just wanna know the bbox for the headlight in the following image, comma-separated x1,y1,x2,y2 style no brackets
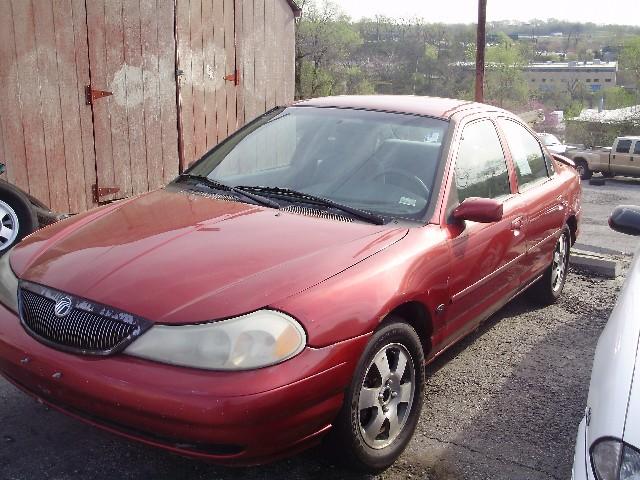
591,438,640,480
124,310,306,370
0,251,19,313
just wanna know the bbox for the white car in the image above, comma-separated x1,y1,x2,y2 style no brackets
572,205,640,480
538,133,568,155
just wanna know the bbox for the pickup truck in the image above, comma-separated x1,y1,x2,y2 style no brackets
566,136,640,180
564,136,640,180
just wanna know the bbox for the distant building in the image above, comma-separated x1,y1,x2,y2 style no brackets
523,61,617,93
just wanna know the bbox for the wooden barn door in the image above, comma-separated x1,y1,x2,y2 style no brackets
85,0,179,202
175,0,239,170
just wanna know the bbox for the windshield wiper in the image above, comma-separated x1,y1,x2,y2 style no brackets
235,186,386,225
179,174,280,209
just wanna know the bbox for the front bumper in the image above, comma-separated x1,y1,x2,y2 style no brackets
0,303,370,465
572,415,593,480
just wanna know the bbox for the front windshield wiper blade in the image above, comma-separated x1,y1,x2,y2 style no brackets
236,186,386,225
179,174,280,209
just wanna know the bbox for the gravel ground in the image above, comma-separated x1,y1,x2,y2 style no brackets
0,265,626,480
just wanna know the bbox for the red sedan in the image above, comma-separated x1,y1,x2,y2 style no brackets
0,96,580,471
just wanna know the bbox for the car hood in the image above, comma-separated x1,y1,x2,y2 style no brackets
586,250,640,446
10,187,408,324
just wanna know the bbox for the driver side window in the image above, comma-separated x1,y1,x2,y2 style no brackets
455,119,511,203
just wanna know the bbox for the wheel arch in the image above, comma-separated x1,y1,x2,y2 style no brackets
380,301,433,357
566,215,578,246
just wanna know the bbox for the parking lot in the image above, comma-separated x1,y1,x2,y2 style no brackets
1,178,638,480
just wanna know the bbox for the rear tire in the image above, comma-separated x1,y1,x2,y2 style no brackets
328,320,425,473
526,225,570,305
0,181,38,253
574,159,591,180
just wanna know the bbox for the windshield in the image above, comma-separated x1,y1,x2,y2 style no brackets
185,107,449,220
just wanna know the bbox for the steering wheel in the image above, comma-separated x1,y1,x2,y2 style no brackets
371,169,430,198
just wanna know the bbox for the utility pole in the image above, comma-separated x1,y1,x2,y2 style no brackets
475,0,487,102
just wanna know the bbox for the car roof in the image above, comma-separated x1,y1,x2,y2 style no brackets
293,95,511,120
619,136,640,140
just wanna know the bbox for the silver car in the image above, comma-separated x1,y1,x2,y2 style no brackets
572,205,640,480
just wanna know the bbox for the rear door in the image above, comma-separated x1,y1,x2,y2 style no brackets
497,118,566,280
444,118,528,342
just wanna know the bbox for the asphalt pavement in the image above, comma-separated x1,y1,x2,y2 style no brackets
1,175,637,480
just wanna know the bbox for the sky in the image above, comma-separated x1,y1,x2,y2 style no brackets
333,0,640,26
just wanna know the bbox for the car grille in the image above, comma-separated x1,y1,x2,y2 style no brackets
18,281,150,356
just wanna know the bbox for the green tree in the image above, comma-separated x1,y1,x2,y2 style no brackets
620,36,640,89
484,34,529,109
295,0,363,98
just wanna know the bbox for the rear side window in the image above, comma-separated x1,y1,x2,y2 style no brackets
616,140,632,153
454,119,511,202
634,142,640,155
499,119,549,190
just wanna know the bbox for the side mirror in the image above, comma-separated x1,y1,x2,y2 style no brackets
452,197,503,224
609,205,640,236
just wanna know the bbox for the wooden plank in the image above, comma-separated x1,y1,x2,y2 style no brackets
0,113,5,173
104,0,132,198
223,0,237,135
284,1,295,103
212,0,227,142
253,0,266,116
71,0,97,209
123,0,148,195
33,0,70,213
175,0,194,169
52,0,88,213
0,0,29,192
274,0,285,107
264,0,276,111
140,0,164,190
234,0,244,127
11,0,51,205
240,0,255,123
157,0,179,180
190,0,207,160
201,0,217,151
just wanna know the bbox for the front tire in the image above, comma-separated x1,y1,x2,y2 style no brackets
574,159,592,180
527,225,570,305
328,320,425,473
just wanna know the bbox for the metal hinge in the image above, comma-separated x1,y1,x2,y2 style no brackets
93,185,120,203
224,69,240,86
85,85,113,105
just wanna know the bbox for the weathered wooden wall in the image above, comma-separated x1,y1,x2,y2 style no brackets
0,0,296,212
0,0,97,213
177,0,296,169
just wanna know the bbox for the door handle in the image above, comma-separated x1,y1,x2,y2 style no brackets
511,217,524,230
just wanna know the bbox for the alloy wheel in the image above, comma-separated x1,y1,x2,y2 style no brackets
0,200,19,251
357,343,415,449
551,231,568,292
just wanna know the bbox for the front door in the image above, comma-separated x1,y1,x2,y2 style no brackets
611,139,635,176
85,0,179,203
175,0,239,170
